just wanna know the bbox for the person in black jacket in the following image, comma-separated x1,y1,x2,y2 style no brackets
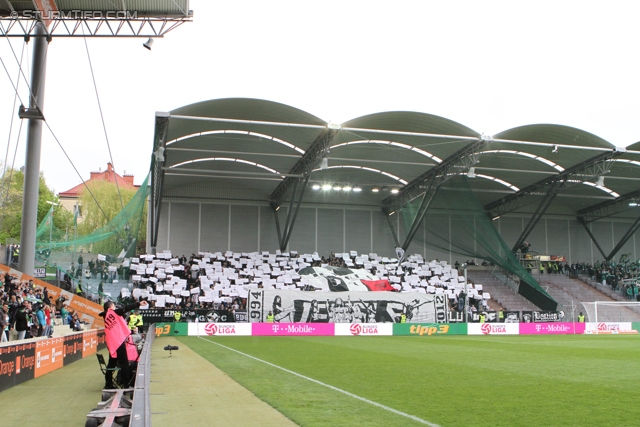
10,300,31,340
99,300,147,388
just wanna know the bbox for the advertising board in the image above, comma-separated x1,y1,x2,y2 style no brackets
584,322,637,334
468,323,519,335
189,323,252,336
393,323,467,336
519,322,585,335
334,323,393,336
252,322,335,336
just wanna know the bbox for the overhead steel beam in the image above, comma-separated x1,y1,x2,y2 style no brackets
576,188,640,223
485,149,624,219
162,167,302,178
0,15,191,38
149,112,170,253
269,128,338,208
381,138,487,215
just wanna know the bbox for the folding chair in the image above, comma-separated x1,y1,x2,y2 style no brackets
97,353,123,389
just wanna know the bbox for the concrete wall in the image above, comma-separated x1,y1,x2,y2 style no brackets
151,200,639,264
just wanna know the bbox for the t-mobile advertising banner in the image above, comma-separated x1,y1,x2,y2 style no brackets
334,323,393,336
189,323,252,336
468,323,520,335
519,322,585,335
248,290,446,324
252,323,335,336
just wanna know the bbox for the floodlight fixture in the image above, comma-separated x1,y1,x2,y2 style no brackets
312,184,321,190
332,185,342,191
371,188,379,193
342,186,352,192
391,188,399,194
322,184,332,191
353,187,362,192
629,201,639,207
143,38,154,50
467,167,476,178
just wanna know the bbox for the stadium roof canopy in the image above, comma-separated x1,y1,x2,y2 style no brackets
149,98,640,251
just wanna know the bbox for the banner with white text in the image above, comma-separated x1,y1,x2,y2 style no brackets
248,289,447,323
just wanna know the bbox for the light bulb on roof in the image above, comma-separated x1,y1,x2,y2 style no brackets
629,201,639,207
333,186,341,191
372,188,379,193
342,186,352,192
353,187,362,192
391,188,399,194
312,184,321,190
322,184,332,191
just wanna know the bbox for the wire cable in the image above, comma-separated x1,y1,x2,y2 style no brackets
1,33,123,239
82,33,124,210
1,39,25,194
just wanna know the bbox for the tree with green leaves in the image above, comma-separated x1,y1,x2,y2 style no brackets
78,179,147,256
0,167,72,244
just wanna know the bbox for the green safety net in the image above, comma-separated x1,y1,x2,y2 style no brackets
35,174,149,263
401,175,558,311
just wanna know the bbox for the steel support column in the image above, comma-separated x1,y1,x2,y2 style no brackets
577,217,608,261
384,212,400,248
606,215,640,261
401,185,438,252
270,128,337,209
511,183,560,252
149,112,170,253
19,23,48,275
272,175,310,252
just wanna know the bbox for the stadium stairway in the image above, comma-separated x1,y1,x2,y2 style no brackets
539,274,615,309
540,274,640,322
467,269,538,312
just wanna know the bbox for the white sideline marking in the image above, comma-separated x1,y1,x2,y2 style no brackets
199,337,440,427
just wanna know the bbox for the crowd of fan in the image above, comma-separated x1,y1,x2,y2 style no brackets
1,249,497,341
115,250,491,316
571,257,640,300
0,273,85,342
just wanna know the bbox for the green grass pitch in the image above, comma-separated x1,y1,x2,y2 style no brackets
178,335,640,427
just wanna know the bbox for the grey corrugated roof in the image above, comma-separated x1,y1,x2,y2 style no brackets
154,98,640,220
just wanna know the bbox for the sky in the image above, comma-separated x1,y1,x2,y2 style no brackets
1,0,639,194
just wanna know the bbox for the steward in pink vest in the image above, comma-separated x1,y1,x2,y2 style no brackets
99,300,147,389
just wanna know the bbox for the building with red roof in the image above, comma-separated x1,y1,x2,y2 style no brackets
58,163,138,220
